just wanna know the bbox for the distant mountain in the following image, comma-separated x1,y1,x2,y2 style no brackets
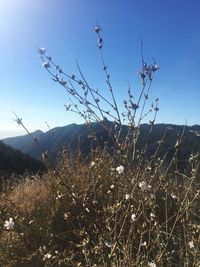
2,123,200,166
0,141,45,174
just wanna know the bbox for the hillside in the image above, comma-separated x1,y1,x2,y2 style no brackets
0,141,44,174
2,123,200,165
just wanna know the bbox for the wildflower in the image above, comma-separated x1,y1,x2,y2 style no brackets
148,263,156,267
43,253,52,260
125,193,130,200
151,63,159,72
188,240,194,249
171,193,177,199
116,165,124,174
91,161,95,167
42,61,50,68
94,26,101,33
110,184,114,189
85,208,90,213
131,214,136,222
150,213,155,219
139,181,151,192
141,241,147,247
38,47,46,54
4,218,14,230
56,191,64,200
63,213,69,222
104,241,111,248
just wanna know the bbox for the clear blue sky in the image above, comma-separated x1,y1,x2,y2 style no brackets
0,0,200,139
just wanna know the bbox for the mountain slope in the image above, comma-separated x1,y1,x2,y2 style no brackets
2,123,200,164
0,141,44,174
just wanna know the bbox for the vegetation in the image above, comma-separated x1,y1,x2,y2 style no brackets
0,26,199,266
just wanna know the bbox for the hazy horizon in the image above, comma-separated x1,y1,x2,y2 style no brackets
1,121,200,140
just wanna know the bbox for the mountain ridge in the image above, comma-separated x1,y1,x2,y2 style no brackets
2,123,200,163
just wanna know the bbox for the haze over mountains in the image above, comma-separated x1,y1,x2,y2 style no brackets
2,123,200,166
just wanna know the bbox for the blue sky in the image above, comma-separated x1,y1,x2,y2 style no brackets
0,0,200,138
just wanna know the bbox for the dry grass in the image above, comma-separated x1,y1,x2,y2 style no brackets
8,177,54,214
0,151,199,266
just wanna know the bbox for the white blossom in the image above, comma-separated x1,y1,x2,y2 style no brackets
4,218,14,230
42,61,50,68
116,165,124,174
131,214,136,222
141,241,147,247
188,240,194,249
148,262,156,267
104,241,111,248
125,193,130,200
139,181,151,192
38,47,46,54
94,26,101,33
90,161,95,167
171,193,177,199
43,253,52,260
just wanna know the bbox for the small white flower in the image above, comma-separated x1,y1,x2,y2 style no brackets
64,213,69,220
116,165,124,174
104,241,111,248
188,240,194,249
91,161,95,167
56,191,64,200
94,26,101,33
171,193,177,199
85,208,90,213
38,47,46,54
139,181,151,192
125,193,130,200
42,61,50,68
43,253,52,260
148,262,156,267
110,184,114,189
4,218,14,230
141,241,147,247
131,214,136,222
